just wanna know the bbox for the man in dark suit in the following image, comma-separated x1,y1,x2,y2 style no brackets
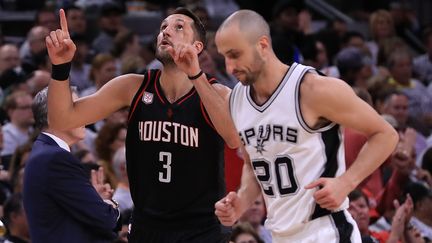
23,87,120,243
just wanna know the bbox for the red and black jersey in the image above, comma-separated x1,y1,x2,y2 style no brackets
126,69,225,230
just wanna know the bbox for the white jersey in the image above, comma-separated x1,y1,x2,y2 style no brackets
229,63,349,235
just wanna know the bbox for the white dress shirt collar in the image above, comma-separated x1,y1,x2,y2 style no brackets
42,132,71,152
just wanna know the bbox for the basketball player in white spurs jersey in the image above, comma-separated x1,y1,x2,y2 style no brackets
214,10,398,243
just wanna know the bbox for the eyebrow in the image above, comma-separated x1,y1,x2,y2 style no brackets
162,18,186,23
225,49,237,55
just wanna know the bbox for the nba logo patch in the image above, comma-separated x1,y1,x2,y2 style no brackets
142,92,154,104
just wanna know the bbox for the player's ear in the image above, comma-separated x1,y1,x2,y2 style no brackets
257,35,270,51
257,35,270,58
193,40,204,54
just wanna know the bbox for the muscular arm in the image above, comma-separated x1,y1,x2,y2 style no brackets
191,76,241,148
302,74,398,196
48,74,142,131
46,9,142,131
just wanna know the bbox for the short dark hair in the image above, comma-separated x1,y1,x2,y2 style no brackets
64,4,83,16
348,189,369,206
230,222,264,243
171,7,207,49
342,31,365,45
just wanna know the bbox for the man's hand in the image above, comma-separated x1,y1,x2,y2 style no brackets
46,9,76,65
91,167,113,200
215,192,242,226
166,43,201,77
305,177,352,210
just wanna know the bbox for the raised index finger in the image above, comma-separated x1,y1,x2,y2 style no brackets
59,9,70,38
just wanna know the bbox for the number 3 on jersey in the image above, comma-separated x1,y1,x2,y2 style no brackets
252,156,298,196
159,152,172,183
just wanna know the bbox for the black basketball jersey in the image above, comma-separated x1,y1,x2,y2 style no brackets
126,69,225,230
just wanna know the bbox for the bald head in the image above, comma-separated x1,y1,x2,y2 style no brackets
0,44,20,73
218,10,270,44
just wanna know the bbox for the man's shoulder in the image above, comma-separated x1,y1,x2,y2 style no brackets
29,137,73,163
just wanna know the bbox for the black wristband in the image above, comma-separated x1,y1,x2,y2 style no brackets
188,70,204,80
51,62,72,81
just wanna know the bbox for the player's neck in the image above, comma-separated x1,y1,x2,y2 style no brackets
252,60,289,104
159,67,193,103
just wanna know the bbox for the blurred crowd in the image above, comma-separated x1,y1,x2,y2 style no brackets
0,0,431,242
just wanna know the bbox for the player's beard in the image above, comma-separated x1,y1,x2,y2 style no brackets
155,48,175,65
240,50,265,86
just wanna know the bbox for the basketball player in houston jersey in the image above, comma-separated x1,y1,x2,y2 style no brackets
46,7,241,243
214,10,399,243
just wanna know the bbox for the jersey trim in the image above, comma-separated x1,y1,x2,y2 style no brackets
331,211,354,243
310,125,341,220
200,101,216,130
229,83,240,118
152,70,165,104
246,63,296,113
127,70,151,123
294,68,336,133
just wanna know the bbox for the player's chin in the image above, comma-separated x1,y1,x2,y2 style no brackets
237,77,251,86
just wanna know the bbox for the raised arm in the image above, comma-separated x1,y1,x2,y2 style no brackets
46,9,140,130
303,74,398,210
166,43,241,148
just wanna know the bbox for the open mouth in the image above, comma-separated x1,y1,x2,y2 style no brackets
160,39,172,47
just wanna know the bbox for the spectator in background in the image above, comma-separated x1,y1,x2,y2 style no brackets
406,182,432,241
95,122,127,189
367,10,397,65
18,7,57,66
381,91,428,161
0,44,21,77
20,26,50,74
2,193,30,243
413,27,432,86
239,196,272,243
8,142,33,194
0,44,25,99
230,222,264,243
300,36,329,70
92,2,127,55
25,70,50,96
69,34,92,92
316,18,348,64
348,189,414,243
80,53,117,97
1,91,34,167
111,30,143,75
387,50,432,133
270,0,305,64
335,47,370,89
112,146,132,213
64,5,89,42
204,31,237,88
34,7,59,32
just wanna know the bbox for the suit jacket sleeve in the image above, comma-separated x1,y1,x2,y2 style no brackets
47,150,119,236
